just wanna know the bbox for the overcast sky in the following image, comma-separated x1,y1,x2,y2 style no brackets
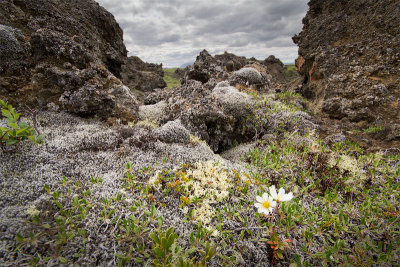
96,0,309,67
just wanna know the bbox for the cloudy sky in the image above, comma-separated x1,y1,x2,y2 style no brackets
96,0,309,67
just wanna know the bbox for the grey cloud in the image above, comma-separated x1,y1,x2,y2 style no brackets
95,0,309,67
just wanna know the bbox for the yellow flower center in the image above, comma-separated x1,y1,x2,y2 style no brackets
262,201,271,209
277,195,281,202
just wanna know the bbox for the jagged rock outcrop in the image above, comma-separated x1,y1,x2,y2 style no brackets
183,50,226,84
145,79,241,152
293,0,400,143
262,55,286,83
0,0,138,122
144,51,316,152
214,51,248,72
182,50,286,88
121,56,166,92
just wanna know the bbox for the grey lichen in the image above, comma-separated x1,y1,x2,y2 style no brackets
154,120,190,144
230,67,263,85
0,24,26,68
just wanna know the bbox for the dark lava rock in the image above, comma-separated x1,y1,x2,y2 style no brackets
182,50,286,87
214,51,248,72
121,56,166,92
262,55,286,83
183,49,224,84
0,0,138,122
293,0,400,130
145,79,253,152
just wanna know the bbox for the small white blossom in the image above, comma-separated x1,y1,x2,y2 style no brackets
254,193,277,215
269,185,293,202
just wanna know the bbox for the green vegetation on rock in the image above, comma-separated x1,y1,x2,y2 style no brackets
0,99,44,152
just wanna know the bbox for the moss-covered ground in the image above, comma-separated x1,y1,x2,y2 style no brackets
12,91,400,266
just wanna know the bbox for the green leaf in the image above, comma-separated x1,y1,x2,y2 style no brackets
44,184,50,193
15,233,24,243
2,109,13,120
166,235,175,250
28,136,37,143
6,139,19,145
9,122,19,130
161,237,169,249
19,121,28,128
42,223,51,229
157,216,163,228
166,227,174,238
16,128,28,135
36,134,45,144
153,247,164,258
277,250,284,259
13,112,20,121
150,232,160,245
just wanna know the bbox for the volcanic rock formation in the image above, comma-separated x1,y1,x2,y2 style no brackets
121,56,166,93
0,0,163,122
293,0,400,144
143,51,316,152
182,50,286,87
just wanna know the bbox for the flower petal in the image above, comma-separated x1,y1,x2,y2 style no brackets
262,192,270,201
269,185,277,199
254,203,262,208
258,207,270,215
278,187,285,196
285,192,294,201
256,195,263,203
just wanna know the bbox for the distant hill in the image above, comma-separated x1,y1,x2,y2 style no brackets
180,62,193,68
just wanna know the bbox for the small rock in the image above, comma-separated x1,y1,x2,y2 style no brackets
155,120,190,144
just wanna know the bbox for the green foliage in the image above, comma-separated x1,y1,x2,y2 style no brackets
266,229,292,262
0,99,44,151
284,64,299,82
150,227,178,266
163,68,181,88
363,125,385,133
9,96,400,267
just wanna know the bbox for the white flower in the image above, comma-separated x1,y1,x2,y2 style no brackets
269,185,294,202
254,193,277,215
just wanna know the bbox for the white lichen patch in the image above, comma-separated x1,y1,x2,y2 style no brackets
194,201,214,225
135,119,159,129
26,206,40,217
148,161,234,227
329,153,362,177
189,134,207,145
184,161,234,226
328,153,367,186
185,161,231,201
